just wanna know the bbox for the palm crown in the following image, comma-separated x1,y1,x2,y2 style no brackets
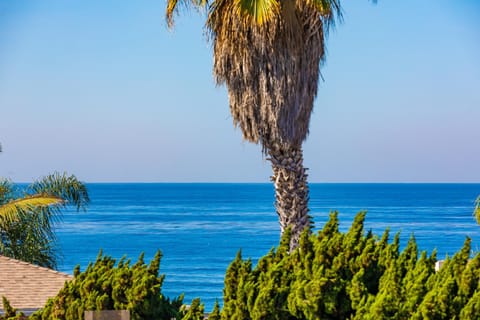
168,0,341,150
166,0,372,249
0,172,89,268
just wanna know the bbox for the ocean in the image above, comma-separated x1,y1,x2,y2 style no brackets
55,183,480,310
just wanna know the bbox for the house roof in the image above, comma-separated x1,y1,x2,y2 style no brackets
0,255,72,311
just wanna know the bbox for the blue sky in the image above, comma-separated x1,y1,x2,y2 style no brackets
0,0,479,183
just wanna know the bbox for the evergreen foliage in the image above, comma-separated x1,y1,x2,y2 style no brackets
181,298,205,320
208,300,221,320
3,212,479,319
30,251,183,320
0,297,27,320
216,212,480,319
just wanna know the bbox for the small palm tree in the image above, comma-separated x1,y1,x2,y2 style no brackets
0,172,89,268
166,0,363,249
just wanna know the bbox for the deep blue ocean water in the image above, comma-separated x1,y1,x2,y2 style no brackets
55,183,480,310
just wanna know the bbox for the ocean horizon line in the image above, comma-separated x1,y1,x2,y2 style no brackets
13,181,480,185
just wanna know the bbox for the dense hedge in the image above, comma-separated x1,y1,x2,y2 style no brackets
216,212,480,320
30,251,183,320
5,212,479,319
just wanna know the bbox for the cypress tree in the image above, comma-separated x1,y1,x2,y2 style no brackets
216,212,480,320
1,297,18,319
181,298,204,320
208,300,221,320
397,235,418,280
460,289,480,319
367,249,402,319
348,268,369,312
415,239,472,320
458,253,480,302
221,250,242,319
221,251,252,320
400,251,434,318
31,251,183,320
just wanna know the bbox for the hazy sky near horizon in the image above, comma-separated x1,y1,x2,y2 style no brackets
1,0,479,183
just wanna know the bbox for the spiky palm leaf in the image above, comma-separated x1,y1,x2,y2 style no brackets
0,173,89,268
0,195,64,226
30,172,90,211
233,0,280,25
167,0,209,27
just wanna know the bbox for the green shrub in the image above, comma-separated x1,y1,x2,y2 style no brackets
180,298,205,320
0,297,27,320
22,212,480,319
31,251,183,320
217,212,480,320
208,300,221,320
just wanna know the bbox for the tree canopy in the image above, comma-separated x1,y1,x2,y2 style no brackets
31,251,183,320
216,212,480,319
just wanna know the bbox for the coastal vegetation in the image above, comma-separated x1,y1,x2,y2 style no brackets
1,4,477,319
31,251,183,320
0,297,28,320
165,0,364,250
217,212,480,319
4,213,475,320
0,173,89,268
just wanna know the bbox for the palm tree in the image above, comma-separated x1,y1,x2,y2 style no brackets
0,172,89,268
167,0,356,249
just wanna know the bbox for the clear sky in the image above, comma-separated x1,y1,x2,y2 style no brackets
0,0,479,183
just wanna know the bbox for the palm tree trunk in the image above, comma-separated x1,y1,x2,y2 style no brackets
268,144,311,251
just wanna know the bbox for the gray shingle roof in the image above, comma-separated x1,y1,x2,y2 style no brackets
0,255,72,311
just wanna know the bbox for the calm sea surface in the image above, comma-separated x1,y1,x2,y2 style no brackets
55,183,480,310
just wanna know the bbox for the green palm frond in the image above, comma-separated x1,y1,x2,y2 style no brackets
0,204,59,268
166,0,209,28
166,0,180,27
474,196,480,225
305,0,343,27
234,0,279,25
0,195,64,225
0,172,89,268
0,179,14,205
30,172,90,211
